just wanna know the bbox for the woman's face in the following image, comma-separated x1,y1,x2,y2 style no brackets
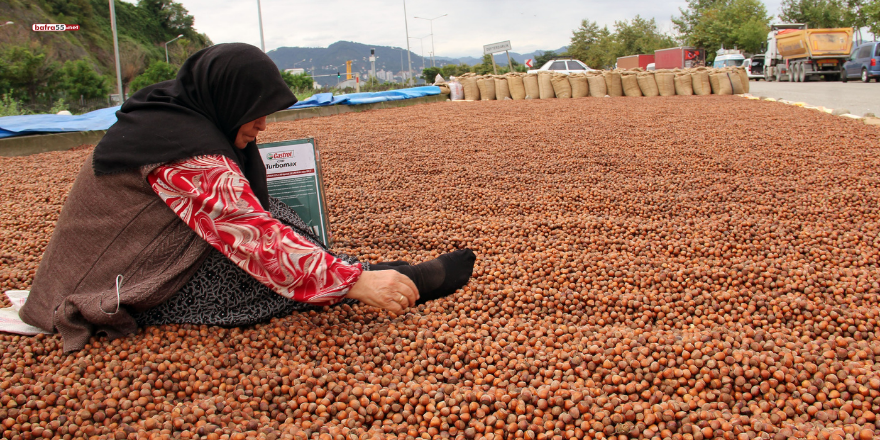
234,116,268,149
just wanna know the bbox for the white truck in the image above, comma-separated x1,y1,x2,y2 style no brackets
764,24,854,82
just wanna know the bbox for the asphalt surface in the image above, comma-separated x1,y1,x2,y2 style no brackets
747,79,880,117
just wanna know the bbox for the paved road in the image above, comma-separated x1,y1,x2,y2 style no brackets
747,80,880,117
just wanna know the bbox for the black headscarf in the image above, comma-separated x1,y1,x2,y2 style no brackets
92,43,298,208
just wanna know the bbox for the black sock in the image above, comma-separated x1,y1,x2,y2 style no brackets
389,249,476,305
375,260,411,267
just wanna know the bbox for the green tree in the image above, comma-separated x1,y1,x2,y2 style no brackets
865,0,880,35
137,0,196,36
280,71,313,91
129,61,178,92
780,0,849,27
673,0,771,61
59,60,109,99
614,15,677,56
472,54,497,74
533,51,558,67
421,66,441,82
439,63,472,78
568,20,609,69
0,46,60,101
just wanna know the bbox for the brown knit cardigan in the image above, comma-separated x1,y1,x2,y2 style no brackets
20,153,212,352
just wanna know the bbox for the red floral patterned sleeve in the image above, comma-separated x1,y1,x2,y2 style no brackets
147,154,362,305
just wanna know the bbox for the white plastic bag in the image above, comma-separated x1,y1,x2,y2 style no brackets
448,78,464,101
1,290,51,335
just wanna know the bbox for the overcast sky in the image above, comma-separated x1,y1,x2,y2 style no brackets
162,0,786,58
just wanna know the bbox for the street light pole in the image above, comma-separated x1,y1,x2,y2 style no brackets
403,0,413,85
108,0,124,103
165,34,184,64
414,14,446,68
256,0,265,52
409,35,430,76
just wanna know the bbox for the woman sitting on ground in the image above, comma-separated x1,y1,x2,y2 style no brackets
20,43,476,352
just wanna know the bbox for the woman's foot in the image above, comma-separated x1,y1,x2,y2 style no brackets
389,249,476,305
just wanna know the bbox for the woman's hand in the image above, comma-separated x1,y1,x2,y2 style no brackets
345,270,419,315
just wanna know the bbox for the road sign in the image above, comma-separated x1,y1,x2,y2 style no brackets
525,59,533,68
483,40,512,55
483,40,514,75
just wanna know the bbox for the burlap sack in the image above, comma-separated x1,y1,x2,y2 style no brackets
460,75,480,100
523,74,539,99
477,76,496,100
736,67,749,93
709,72,732,95
538,72,555,99
494,76,511,100
604,71,623,97
568,73,588,98
691,71,711,96
673,74,693,95
438,84,451,95
636,73,659,97
550,73,572,98
507,73,526,100
654,72,675,96
727,71,744,94
621,73,642,97
587,74,607,97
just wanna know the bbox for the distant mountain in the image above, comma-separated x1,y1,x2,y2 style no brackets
268,41,436,87
267,41,568,87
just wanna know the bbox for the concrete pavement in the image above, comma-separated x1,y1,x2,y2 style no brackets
747,80,880,118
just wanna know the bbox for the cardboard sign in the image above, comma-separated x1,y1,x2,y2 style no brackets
258,138,332,246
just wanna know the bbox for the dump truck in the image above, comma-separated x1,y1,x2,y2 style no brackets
616,54,654,70
654,47,705,69
764,24,854,82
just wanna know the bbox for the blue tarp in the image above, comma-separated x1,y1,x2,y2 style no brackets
0,106,121,139
0,86,441,139
290,86,441,108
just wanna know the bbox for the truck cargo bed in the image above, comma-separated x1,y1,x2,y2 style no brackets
776,28,853,59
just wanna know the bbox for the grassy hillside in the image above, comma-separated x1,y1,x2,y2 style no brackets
0,0,210,104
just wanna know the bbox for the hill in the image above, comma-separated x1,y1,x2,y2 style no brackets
0,0,211,102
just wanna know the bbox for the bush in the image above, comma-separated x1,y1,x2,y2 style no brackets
0,93,28,117
129,61,179,93
59,60,109,100
280,71,314,92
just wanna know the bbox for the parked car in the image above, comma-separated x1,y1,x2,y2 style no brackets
842,41,880,82
744,56,765,80
527,59,592,74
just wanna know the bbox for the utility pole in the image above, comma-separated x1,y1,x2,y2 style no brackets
403,0,413,85
370,49,377,86
108,0,124,102
256,0,265,52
